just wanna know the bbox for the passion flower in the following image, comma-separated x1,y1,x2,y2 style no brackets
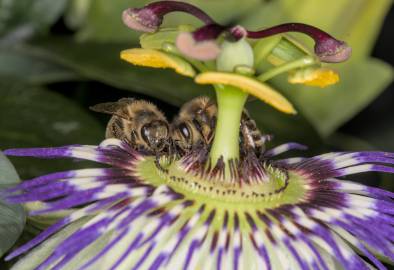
3,139,394,269
2,1,393,270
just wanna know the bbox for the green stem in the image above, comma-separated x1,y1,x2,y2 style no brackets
209,85,248,165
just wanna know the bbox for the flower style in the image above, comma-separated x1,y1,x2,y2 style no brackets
2,1,393,270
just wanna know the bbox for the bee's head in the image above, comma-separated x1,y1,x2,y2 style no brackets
141,120,170,152
172,121,194,153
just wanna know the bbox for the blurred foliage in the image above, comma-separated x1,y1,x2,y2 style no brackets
0,45,79,83
0,152,25,258
28,39,209,104
0,0,67,42
242,0,393,136
0,0,392,267
0,82,102,177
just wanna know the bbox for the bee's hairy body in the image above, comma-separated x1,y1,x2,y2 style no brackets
91,98,170,154
171,96,217,154
240,109,268,155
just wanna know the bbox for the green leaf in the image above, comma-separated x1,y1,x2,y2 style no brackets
28,38,209,105
0,0,68,40
65,0,92,30
9,218,92,270
0,82,103,179
0,152,20,185
75,0,262,42
272,58,393,136
0,152,26,257
0,45,80,84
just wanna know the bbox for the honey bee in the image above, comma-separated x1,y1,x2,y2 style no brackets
240,109,272,156
171,96,217,154
90,98,171,155
171,96,271,157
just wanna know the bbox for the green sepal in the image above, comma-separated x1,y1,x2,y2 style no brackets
269,35,312,64
253,35,282,67
254,35,312,69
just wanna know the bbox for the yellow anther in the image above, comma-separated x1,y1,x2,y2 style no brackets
121,48,196,77
195,72,296,114
288,68,339,88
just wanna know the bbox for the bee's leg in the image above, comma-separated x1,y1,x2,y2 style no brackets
172,140,181,161
171,140,177,160
261,134,274,143
166,141,172,160
166,140,176,163
172,139,185,158
255,134,274,160
154,152,168,173
193,140,209,164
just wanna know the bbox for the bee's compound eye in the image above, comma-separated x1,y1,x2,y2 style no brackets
141,124,152,145
141,120,169,148
179,123,191,141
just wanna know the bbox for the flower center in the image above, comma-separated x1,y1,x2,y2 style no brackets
135,156,308,206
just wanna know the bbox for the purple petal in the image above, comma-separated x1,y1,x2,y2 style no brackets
264,143,308,157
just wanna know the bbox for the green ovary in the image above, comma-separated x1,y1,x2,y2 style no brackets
134,157,309,209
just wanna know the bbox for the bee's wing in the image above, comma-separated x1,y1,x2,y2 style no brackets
117,98,135,104
89,102,122,115
89,98,135,120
